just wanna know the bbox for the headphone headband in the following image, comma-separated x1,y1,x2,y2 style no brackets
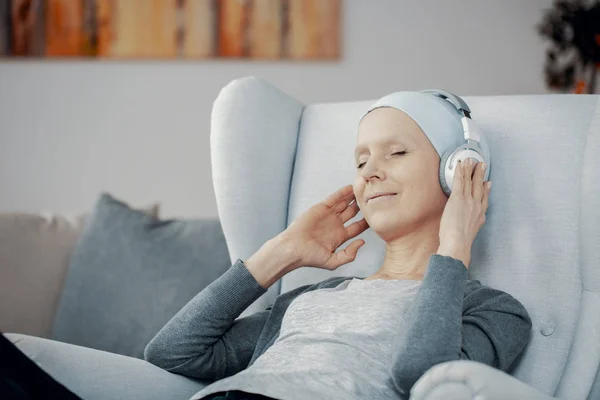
420,89,472,118
420,89,480,142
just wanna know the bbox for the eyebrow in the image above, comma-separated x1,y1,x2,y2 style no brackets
354,138,407,158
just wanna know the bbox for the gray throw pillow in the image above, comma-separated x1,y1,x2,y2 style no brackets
51,193,231,359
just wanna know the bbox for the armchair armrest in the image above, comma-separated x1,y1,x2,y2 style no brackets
410,360,555,400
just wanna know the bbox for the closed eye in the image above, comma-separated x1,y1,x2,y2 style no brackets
357,151,406,169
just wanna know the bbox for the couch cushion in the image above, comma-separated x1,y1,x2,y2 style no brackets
0,213,83,338
0,202,159,339
51,193,231,359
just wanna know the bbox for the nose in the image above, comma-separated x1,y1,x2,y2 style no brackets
360,159,385,181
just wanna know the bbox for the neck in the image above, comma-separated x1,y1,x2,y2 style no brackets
370,220,441,281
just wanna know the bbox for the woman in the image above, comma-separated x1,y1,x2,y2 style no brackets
143,91,532,400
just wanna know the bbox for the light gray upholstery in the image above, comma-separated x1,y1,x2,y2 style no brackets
5,333,210,400
211,77,600,399
409,360,554,400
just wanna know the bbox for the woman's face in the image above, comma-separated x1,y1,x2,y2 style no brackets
353,107,448,241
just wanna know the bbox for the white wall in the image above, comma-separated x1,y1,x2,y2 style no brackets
0,0,552,218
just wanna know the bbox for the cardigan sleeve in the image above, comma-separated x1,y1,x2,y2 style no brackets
391,254,532,398
144,259,271,380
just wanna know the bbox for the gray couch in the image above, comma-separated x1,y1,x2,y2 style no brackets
4,77,600,400
0,204,158,344
1,207,229,399
0,206,235,355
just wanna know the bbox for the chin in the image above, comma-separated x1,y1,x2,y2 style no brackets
366,216,403,239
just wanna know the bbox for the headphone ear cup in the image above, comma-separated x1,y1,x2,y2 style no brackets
439,150,454,197
440,144,489,197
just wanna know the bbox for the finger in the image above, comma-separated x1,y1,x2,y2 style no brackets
332,193,356,214
482,180,491,211
452,161,464,195
324,185,355,213
345,218,369,239
463,159,474,197
338,200,359,222
473,161,486,202
325,239,364,270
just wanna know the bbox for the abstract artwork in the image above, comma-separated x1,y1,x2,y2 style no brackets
0,0,341,59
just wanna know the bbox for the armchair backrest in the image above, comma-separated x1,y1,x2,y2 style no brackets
211,76,600,398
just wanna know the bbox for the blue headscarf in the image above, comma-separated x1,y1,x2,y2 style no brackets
359,91,490,164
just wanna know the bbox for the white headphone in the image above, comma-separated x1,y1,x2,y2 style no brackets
420,89,491,197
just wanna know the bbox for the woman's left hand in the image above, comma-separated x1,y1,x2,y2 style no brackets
437,158,492,268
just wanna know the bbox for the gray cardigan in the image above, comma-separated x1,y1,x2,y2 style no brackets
144,254,532,397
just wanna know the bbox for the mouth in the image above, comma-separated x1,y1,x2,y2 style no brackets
367,193,397,203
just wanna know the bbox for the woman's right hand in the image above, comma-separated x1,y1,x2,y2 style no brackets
278,184,370,271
